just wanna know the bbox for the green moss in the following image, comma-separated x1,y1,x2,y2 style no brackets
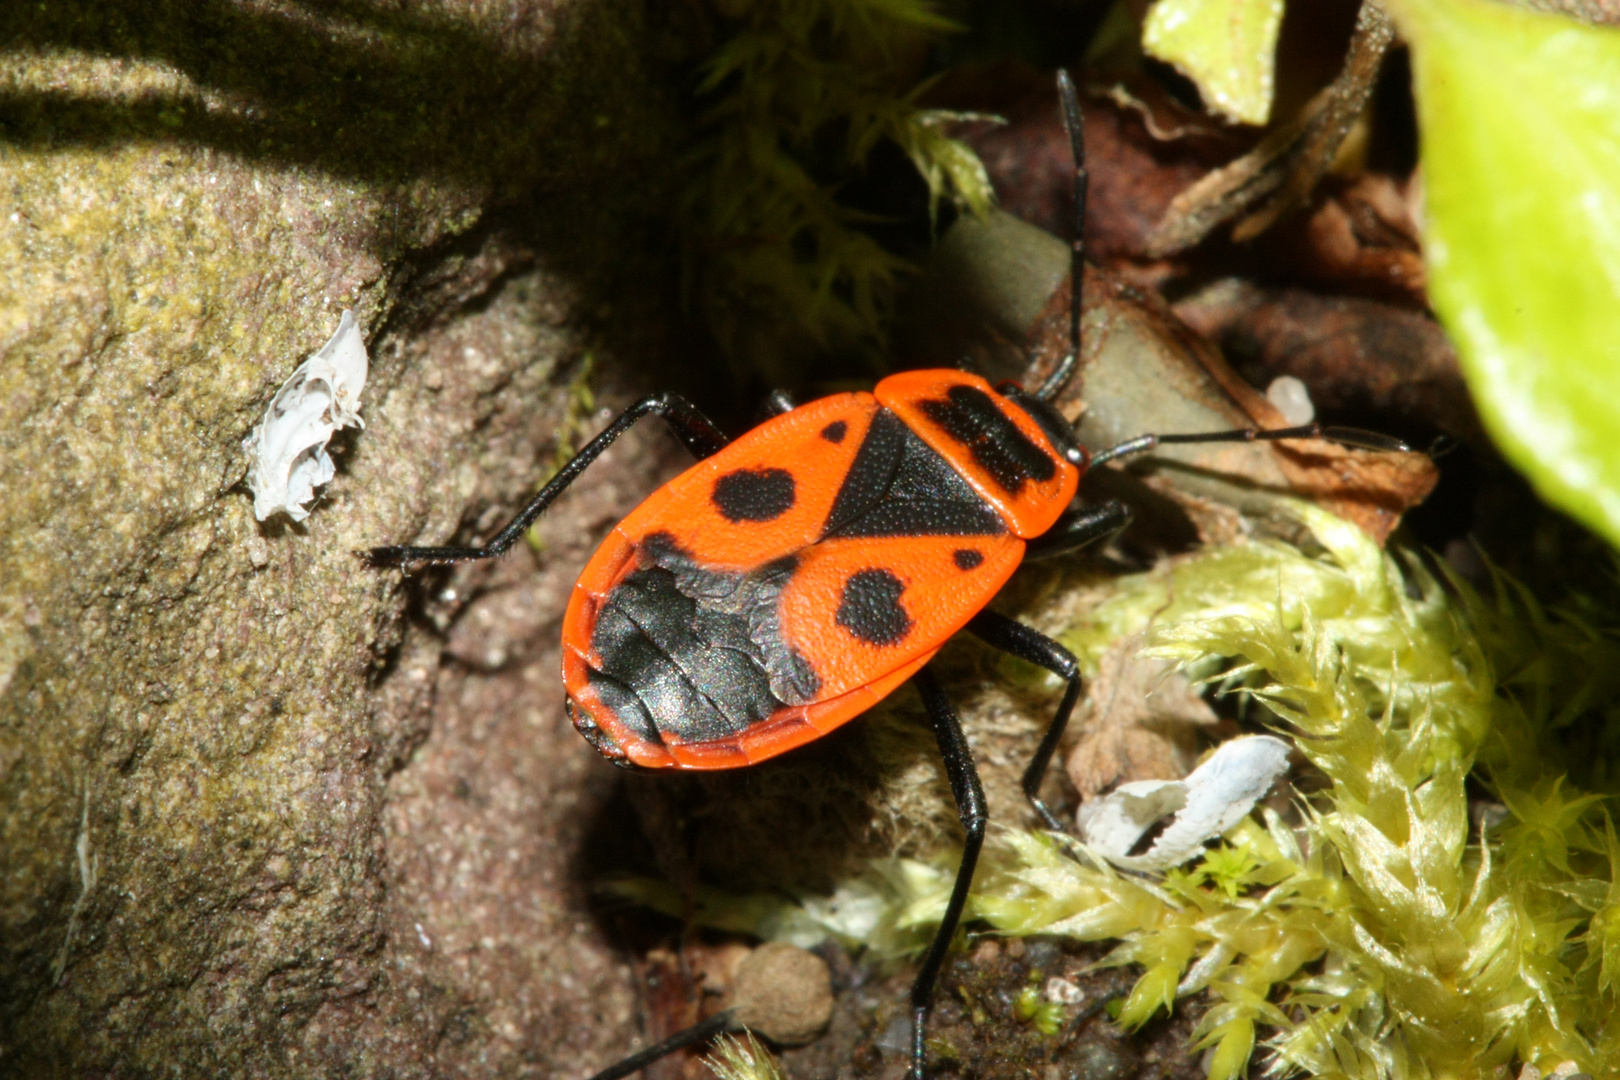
705,1032,785,1080
629,506,1620,1080
989,507,1619,1080
678,0,994,382
1013,980,1066,1036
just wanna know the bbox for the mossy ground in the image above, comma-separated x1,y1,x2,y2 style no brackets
651,507,1620,1080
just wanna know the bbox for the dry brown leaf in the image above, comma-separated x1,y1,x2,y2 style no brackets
940,61,1230,269
1296,174,1427,297
1065,633,1221,799
1174,277,1486,447
1180,318,1441,539
1026,267,1440,544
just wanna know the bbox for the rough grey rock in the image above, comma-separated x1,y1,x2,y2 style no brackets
0,0,700,1073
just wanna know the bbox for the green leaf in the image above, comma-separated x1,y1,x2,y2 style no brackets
1381,0,1620,551
1141,0,1285,125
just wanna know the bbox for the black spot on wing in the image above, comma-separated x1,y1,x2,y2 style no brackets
823,409,1004,539
589,536,820,745
953,548,984,570
820,420,848,443
916,384,1057,495
712,467,796,522
836,568,912,646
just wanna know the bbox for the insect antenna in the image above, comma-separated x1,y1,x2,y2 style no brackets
1034,68,1086,404
1014,74,1413,464
1090,423,1411,466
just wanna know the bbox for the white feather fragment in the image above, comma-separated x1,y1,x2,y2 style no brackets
1076,735,1292,870
243,310,368,522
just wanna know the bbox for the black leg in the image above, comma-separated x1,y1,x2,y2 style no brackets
1034,68,1087,404
1090,423,1409,466
585,1009,736,1080
1022,499,1131,562
363,393,728,567
908,667,988,1080
760,388,797,418
966,611,1083,832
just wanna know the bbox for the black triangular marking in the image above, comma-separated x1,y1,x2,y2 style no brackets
823,410,1005,539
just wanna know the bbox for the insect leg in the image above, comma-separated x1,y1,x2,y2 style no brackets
965,611,1083,832
760,388,797,417
363,392,728,567
1022,499,1131,562
909,667,988,1080
584,1009,736,1080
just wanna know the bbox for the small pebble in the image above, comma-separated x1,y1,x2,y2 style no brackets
874,1011,913,1055
731,942,834,1046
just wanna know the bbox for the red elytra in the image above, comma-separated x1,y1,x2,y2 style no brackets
560,369,1083,771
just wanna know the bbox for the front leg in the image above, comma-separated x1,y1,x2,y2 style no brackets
364,392,727,568
1023,500,1131,562
966,611,1083,832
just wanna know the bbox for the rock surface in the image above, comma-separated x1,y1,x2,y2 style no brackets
0,0,702,1073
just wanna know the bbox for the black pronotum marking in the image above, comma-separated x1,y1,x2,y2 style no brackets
820,420,848,443
822,411,1004,539
836,568,912,647
952,549,985,570
587,533,819,745
916,384,1057,496
712,467,797,522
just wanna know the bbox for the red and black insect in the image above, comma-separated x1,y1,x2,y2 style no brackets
365,72,1404,1080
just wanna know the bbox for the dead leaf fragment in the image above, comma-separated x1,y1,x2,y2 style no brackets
1025,266,1440,543
1065,634,1221,800
1295,173,1427,298
1174,277,1485,446
1077,735,1293,869
946,65,1227,267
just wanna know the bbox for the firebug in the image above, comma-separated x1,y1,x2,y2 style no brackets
364,71,1406,1080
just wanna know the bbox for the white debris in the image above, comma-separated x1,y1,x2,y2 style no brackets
1076,735,1292,871
1266,375,1315,426
1044,976,1085,1005
243,310,368,522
